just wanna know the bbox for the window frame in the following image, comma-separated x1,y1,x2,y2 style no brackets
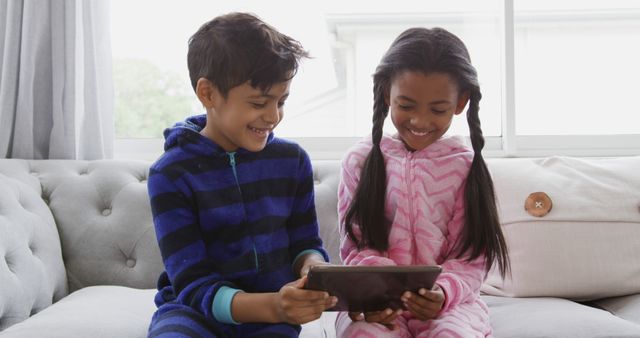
113,0,640,161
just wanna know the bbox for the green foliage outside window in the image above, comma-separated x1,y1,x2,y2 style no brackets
114,58,197,138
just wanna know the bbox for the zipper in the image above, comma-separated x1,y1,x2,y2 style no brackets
405,153,417,261
405,153,415,227
227,152,259,271
228,152,239,187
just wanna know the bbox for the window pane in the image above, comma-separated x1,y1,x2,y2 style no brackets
317,0,503,138
515,0,640,135
111,0,503,138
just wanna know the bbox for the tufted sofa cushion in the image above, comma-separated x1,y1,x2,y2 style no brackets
0,168,67,330
0,160,164,293
482,156,640,300
312,161,341,263
34,160,164,291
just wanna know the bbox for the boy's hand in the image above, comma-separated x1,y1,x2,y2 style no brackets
348,308,403,330
400,284,445,321
274,276,338,324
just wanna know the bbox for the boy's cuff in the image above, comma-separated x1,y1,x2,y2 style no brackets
212,286,242,324
292,249,326,268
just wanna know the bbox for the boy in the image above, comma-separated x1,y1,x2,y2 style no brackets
147,12,336,337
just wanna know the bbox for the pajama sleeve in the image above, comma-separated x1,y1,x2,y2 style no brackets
436,184,487,313
338,152,397,267
286,148,330,266
148,168,237,323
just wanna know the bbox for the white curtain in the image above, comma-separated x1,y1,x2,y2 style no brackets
0,0,113,159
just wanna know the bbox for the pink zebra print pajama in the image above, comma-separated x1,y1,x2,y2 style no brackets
336,135,492,338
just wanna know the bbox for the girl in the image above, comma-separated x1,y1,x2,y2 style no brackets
336,27,509,338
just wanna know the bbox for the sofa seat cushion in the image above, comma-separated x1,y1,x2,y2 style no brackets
483,295,640,337
594,293,640,326
0,286,156,338
0,284,338,337
301,312,338,338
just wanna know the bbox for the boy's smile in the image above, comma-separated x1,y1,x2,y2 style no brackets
198,79,291,152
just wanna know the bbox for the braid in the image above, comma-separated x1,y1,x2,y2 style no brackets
371,82,387,147
344,79,391,251
467,91,484,153
459,88,510,278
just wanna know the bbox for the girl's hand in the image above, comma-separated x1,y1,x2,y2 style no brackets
348,308,403,330
274,276,338,324
401,284,445,321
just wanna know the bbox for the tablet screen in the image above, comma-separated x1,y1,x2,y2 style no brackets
306,265,442,312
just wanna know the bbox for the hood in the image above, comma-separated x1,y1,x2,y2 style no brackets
382,133,471,158
353,133,472,160
163,114,207,151
162,114,275,156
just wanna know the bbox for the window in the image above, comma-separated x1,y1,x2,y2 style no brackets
515,0,640,135
512,0,640,156
324,1,503,138
110,0,640,160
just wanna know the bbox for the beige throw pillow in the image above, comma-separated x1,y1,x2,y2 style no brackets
482,156,640,301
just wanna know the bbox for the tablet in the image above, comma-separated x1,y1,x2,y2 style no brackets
306,265,442,312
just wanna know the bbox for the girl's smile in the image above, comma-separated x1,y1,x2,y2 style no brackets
387,71,468,151
408,128,434,137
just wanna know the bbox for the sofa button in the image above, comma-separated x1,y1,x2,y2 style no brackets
5,255,14,273
126,259,136,268
525,192,552,217
101,208,112,216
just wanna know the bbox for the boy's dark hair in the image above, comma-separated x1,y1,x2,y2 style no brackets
187,12,309,97
344,27,510,278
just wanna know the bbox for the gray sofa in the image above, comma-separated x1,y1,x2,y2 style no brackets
1,157,640,337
